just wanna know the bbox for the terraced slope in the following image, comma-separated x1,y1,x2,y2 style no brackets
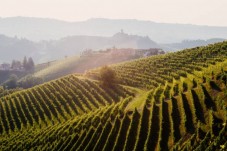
0,69,226,150
0,75,135,134
1,41,227,150
87,42,227,89
34,56,81,81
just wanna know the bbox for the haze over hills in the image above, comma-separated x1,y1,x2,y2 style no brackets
161,38,226,51
1,17,227,43
0,31,225,64
0,32,159,63
1,0,227,150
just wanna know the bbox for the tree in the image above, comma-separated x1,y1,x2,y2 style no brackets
23,56,35,72
27,57,35,72
18,75,43,88
4,74,18,89
99,66,117,87
23,56,28,69
11,60,16,69
11,60,22,70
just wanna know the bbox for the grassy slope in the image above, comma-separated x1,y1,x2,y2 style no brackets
34,55,81,81
33,51,143,82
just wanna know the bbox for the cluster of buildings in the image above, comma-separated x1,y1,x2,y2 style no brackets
80,48,164,58
0,63,11,70
0,63,24,71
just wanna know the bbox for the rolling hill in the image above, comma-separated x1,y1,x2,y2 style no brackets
161,38,226,51
33,48,164,82
0,41,227,150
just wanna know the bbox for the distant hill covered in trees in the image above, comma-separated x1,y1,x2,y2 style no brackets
0,32,159,63
1,17,227,43
0,32,225,64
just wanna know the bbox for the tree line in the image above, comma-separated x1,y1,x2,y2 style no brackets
1,56,39,90
11,56,35,72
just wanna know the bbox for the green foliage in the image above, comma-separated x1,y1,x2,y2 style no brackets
3,74,18,89
0,86,4,93
164,84,171,99
23,56,35,72
192,78,197,88
183,81,188,92
1,41,227,151
18,75,43,88
173,83,179,96
99,66,117,87
87,41,227,89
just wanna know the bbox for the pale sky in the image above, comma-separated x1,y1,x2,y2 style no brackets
0,0,227,26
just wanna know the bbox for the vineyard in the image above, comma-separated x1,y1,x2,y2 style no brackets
0,41,227,150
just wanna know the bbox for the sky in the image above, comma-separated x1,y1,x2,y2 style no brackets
0,0,227,26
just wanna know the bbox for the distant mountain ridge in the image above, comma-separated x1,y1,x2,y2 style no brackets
161,38,226,51
1,17,227,43
0,32,159,63
0,34,40,63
